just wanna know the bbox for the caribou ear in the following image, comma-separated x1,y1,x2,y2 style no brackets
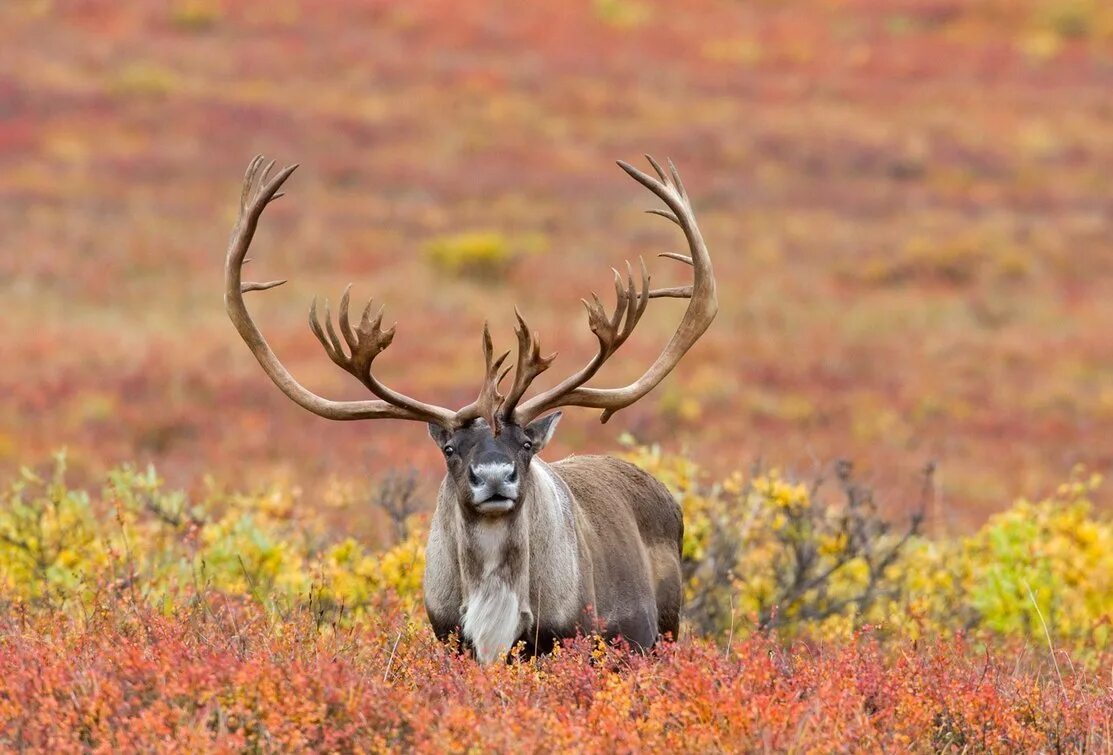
428,423,452,448
525,412,562,451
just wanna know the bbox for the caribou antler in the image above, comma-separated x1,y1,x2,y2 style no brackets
509,155,717,425
499,258,651,420
225,156,458,426
226,154,714,432
498,310,557,419
306,286,461,425
454,324,512,431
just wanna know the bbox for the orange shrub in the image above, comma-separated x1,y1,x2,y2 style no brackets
0,600,1109,752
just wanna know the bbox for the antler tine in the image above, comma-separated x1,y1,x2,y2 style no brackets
513,155,717,425
338,284,358,353
647,285,694,299
619,259,646,343
241,279,287,293
666,157,687,200
239,156,261,213
456,324,512,431
658,252,693,266
609,269,627,334
617,158,664,196
645,154,669,184
258,159,276,190
646,208,681,225
308,296,345,369
500,309,557,418
647,252,694,298
225,155,458,426
606,260,645,352
321,299,347,363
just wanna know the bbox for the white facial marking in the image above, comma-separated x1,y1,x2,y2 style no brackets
452,458,586,665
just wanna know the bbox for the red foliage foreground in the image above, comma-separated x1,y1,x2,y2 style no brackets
1,597,1109,753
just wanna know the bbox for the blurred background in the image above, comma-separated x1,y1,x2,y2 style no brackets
1,0,1111,527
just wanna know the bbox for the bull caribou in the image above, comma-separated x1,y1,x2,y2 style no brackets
224,155,717,663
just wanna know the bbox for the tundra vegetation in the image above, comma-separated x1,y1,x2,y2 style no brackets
2,0,1113,751
0,451,1110,750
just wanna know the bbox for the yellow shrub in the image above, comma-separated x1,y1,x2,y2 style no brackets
424,232,518,280
0,456,429,621
108,63,179,98
2,451,1108,655
623,446,1111,652
0,453,108,601
958,472,1111,648
169,0,222,31
593,0,651,28
320,518,427,614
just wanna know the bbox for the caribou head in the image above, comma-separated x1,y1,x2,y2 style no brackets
428,414,562,517
224,155,716,662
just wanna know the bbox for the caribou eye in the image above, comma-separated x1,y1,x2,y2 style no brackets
443,445,455,457
522,440,533,451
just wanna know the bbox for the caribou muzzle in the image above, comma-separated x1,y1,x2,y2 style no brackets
467,460,520,514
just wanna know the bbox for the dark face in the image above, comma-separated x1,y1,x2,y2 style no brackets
428,413,561,517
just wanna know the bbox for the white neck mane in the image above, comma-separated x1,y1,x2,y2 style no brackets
457,459,581,664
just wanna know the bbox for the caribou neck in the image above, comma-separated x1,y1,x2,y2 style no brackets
454,459,582,663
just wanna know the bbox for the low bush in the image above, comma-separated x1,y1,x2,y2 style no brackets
424,231,519,280
0,600,1108,752
0,452,427,618
3,449,1110,652
1,450,1110,750
623,445,1111,654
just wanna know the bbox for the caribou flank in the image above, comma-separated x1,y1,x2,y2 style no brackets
224,155,717,663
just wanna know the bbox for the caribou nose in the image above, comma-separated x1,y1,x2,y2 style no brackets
469,459,519,514
469,461,516,486
465,461,516,489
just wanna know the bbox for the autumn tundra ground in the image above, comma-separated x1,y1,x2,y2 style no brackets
0,0,1111,752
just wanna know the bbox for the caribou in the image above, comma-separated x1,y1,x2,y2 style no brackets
224,155,717,663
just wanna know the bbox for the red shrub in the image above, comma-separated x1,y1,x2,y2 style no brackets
1,598,1108,752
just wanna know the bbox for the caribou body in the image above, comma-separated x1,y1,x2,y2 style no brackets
424,419,683,663
223,154,716,663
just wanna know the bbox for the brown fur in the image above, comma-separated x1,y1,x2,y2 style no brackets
424,453,684,660
552,455,683,640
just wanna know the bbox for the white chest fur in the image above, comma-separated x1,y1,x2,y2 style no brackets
456,461,584,664
459,517,525,664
